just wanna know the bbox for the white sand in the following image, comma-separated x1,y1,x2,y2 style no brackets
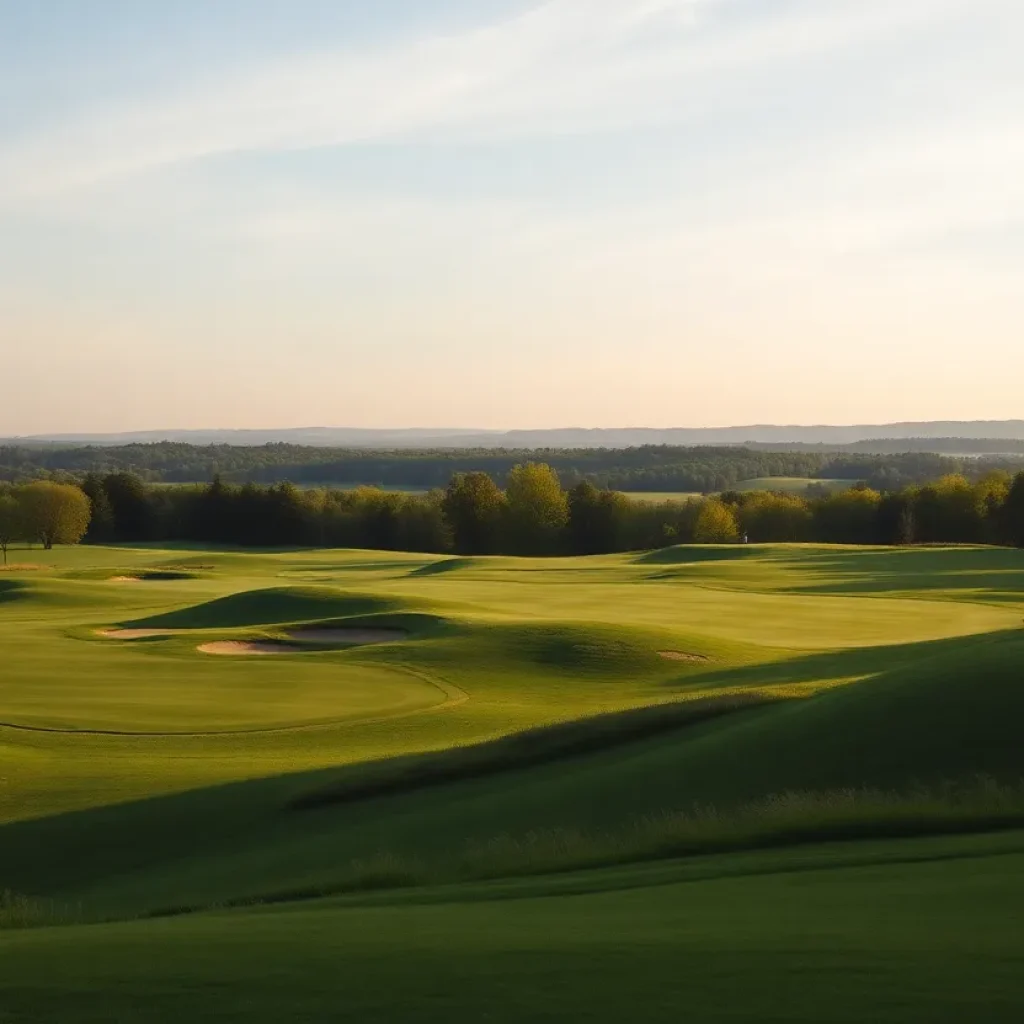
198,641,291,656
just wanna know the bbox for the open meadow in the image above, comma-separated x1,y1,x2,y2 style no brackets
3,541,1024,1021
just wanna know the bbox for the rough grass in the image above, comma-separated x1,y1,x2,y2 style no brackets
156,779,1024,914
289,693,780,810
0,890,80,930
2,833,1022,1024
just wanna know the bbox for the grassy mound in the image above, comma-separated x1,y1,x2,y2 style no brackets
127,587,408,629
0,579,28,605
635,545,760,565
289,694,777,811
408,557,483,576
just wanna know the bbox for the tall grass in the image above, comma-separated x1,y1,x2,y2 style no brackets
456,778,1024,880
160,778,1024,918
0,890,80,930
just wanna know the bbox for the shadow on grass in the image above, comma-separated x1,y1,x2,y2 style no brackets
662,629,1021,695
0,579,29,604
148,778,1024,919
289,693,781,811
4,629,1024,910
125,587,409,629
775,546,1024,600
635,546,762,566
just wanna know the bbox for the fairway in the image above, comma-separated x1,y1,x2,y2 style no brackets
2,542,1024,1021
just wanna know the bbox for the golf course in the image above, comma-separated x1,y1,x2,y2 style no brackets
1,540,1023,1021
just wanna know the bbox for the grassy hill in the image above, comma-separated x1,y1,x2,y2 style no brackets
2,542,1023,1020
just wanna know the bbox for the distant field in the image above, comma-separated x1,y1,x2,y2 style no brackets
620,491,702,502
153,480,856,499
2,541,1024,1020
620,478,858,501
735,476,858,493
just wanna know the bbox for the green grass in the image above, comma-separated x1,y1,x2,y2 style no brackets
2,833,1023,1022
2,541,1024,1019
619,490,703,502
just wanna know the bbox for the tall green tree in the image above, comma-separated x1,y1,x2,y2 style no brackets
442,472,507,554
976,471,1011,544
18,482,91,549
738,492,812,542
103,472,156,540
1004,472,1024,548
567,482,629,554
0,493,24,564
504,463,569,554
876,491,916,545
190,475,237,543
79,473,115,542
693,498,740,544
813,488,881,545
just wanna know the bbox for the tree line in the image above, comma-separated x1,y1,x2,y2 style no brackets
2,466,1023,561
4,442,1022,494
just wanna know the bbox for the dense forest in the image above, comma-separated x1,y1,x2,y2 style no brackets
3,466,1023,560
3,442,1022,494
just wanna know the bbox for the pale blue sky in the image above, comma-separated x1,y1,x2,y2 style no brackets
2,0,1021,433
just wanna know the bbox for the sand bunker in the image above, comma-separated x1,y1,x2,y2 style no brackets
658,651,712,664
97,628,185,640
198,641,291,656
287,628,406,644
109,571,193,582
198,629,406,656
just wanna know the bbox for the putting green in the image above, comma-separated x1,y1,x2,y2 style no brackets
0,625,451,734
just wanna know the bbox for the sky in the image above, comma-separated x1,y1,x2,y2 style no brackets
1,0,1022,434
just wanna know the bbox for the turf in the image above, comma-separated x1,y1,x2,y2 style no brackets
2,541,1024,1020
1,833,1023,1023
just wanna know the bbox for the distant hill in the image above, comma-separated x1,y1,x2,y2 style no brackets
11,421,1024,450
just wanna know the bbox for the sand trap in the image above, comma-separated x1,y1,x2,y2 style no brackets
97,628,185,640
198,629,406,656
287,628,406,644
659,651,712,664
109,571,193,582
198,640,292,656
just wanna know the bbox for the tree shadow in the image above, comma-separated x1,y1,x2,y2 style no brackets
635,546,761,566
774,546,1024,601
661,629,1020,694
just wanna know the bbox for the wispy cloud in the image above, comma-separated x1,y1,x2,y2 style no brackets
0,0,986,202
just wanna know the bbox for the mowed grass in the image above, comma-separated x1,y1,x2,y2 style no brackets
2,541,1024,1020
2,833,1023,1023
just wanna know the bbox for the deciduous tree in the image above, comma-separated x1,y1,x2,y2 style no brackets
442,472,507,554
1004,472,1024,548
693,498,740,544
567,482,629,554
504,463,569,554
18,482,91,550
0,492,24,564
739,492,812,542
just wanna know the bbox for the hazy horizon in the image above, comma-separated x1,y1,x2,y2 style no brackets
4,0,1022,435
